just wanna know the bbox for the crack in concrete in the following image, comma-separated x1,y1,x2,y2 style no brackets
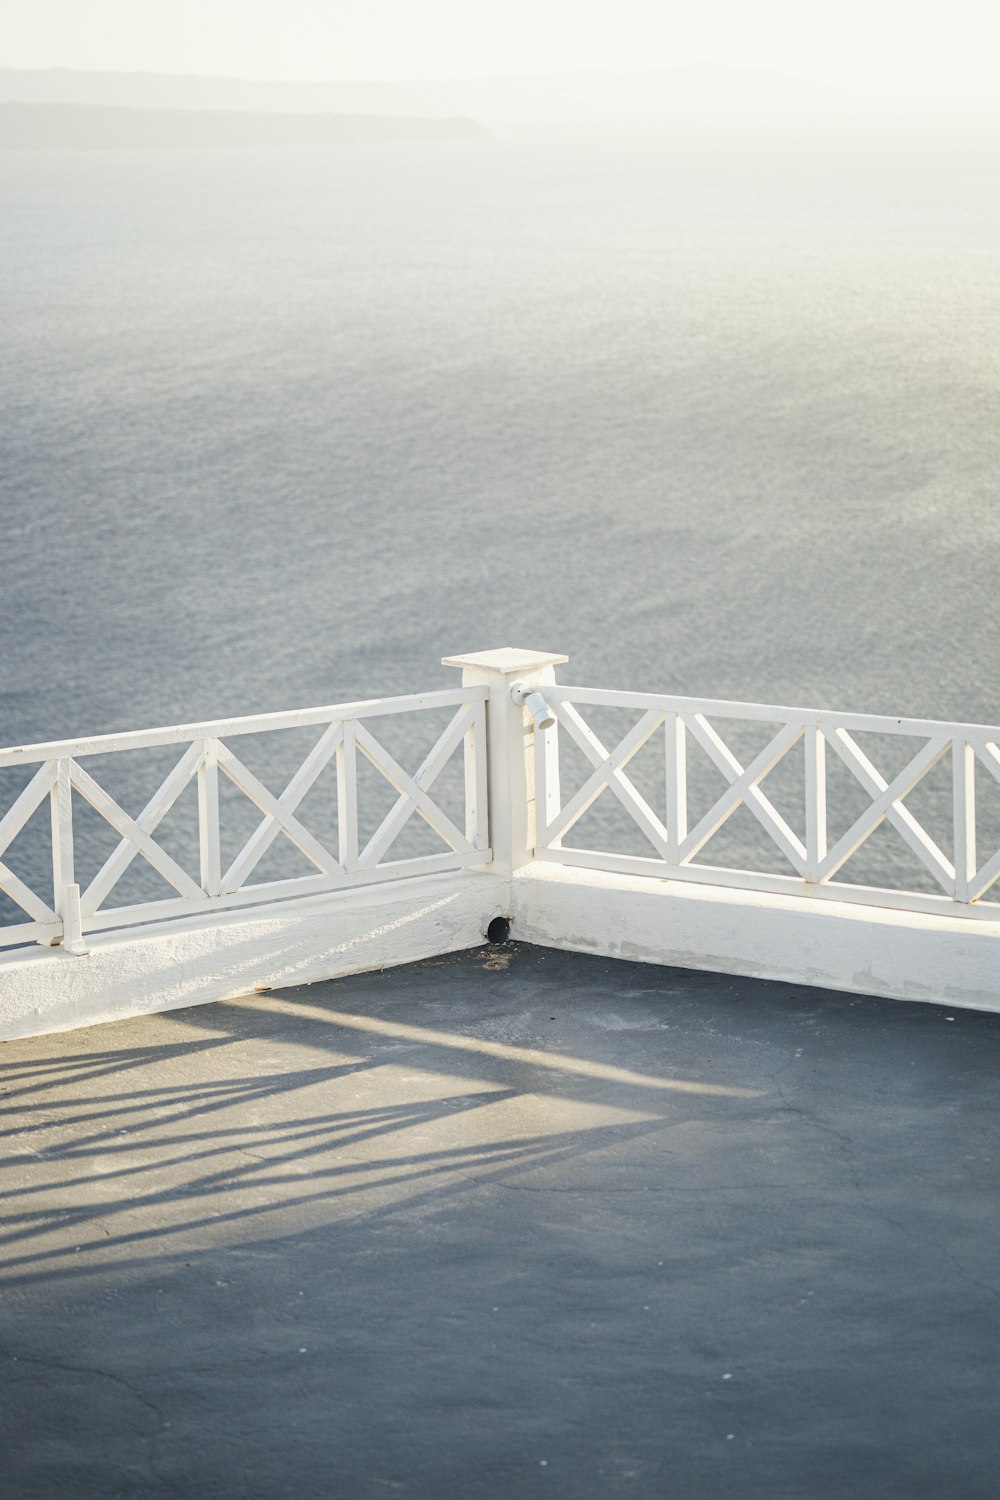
0,1343,163,1421
496,1181,671,1194
768,1069,914,1236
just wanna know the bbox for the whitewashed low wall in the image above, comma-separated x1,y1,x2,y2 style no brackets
0,872,506,1041
5,856,996,1042
512,863,1000,1015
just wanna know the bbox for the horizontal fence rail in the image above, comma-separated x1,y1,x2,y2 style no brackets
0,688,490,951
531,686,1000,921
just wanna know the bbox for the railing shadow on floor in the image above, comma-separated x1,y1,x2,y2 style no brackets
0,953,769,1292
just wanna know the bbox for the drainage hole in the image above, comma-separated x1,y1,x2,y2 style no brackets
487,915,511,945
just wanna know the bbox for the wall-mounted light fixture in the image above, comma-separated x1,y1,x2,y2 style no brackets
511,682,556,733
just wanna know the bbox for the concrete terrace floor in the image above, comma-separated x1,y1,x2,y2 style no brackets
1,945,998,1500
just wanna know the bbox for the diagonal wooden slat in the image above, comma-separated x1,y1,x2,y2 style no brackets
217,743,343,887
820,730,953,890
72,755,206,910
0,762,58,858
972,738,1000,788
967,844,1000,903
0,858,57,922
545,705,668,856
681,718,807,874
360,705,475,869
222,721,344,893
81,741,207,913
354,720,475,862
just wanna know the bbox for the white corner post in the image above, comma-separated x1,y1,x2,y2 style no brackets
442,650,567,890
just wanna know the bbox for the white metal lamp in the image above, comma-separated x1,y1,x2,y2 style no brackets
511,683,556,732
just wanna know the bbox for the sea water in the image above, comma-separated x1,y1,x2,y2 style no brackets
2,128,1000,908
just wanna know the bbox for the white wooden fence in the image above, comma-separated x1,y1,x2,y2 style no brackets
531,686,1000,921
6,666,1000,960
0,688,489,952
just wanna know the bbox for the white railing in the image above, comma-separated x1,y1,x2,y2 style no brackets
531,686,1000,920
0,687,490,951
6,659,1000,961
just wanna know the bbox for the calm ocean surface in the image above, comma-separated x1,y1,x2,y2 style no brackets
2,129,1000,909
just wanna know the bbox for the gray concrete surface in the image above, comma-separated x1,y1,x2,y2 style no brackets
1,942,998,1499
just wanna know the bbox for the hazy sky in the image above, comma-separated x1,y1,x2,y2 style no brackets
3,0,999,92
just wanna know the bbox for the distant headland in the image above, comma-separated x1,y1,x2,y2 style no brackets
0,101,487,150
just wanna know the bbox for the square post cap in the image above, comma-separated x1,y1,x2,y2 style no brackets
442,649,568,675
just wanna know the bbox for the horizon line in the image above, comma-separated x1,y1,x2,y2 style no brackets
0,60,882,91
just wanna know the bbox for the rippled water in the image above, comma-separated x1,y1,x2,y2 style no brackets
3,129,1000,914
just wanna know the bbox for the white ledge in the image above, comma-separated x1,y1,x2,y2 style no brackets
512,863,1000,1015
0,872,507,1041
441,648,569,674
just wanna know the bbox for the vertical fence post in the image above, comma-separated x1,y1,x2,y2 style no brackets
198,738,222,897
61,883,88,956
953,739,976,903
533,698,562,853
50,759,87,952
337,720,359,873
442,650,568,880
463,702,489,851
665,712,687,865
805,726,827,884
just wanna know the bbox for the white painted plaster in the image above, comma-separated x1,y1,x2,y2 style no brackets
4,856,1000,1042
0,871,506,1040
512,863,1000,1014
